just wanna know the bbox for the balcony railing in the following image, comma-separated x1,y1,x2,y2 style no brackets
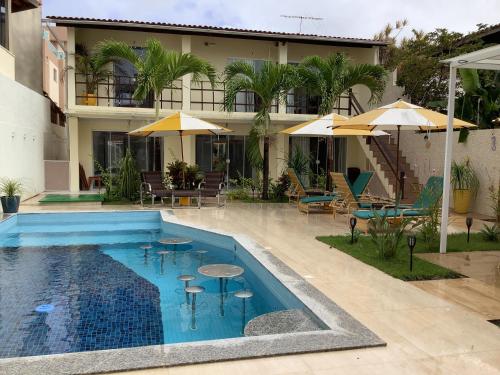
74,75,356,116
286,89,353,115
75,73,182,109
190,81,278,113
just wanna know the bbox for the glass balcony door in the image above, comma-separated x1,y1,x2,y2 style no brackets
92,131,163,174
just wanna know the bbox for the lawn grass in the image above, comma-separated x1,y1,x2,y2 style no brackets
317,234,463,281
413,232,500,253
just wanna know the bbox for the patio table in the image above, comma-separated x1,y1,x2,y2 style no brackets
198,264,244,316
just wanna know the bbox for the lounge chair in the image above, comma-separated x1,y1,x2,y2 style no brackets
297,171,375,215
140,171,172,205
351,176,444,233
329,171,389,218
286,168,324,204
199,171,225,206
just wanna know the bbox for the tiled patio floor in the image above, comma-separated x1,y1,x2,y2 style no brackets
15,199,500,374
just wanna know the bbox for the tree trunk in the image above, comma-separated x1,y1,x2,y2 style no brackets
262,136,270,200
154,91,160,121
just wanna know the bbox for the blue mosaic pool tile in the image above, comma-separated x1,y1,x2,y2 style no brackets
0,245,163,358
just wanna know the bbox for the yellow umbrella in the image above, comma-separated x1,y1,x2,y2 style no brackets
129,111,232,161
338,99,476,197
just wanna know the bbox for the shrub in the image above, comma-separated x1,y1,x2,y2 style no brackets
368,211,411,259
166,160,203,189
480,224,499,242
94,160,118,200
269,173,290,201
416,187,441,251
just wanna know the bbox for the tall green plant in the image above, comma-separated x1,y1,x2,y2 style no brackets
287,145,311,176
95,39,216,120
297,53,387,115
450,159,479,193
223,61,298,199
118,148,140,200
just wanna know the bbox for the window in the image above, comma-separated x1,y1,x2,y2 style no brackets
0,0,7,48
226,58,267,112
53,68,57,82
113,47,153,108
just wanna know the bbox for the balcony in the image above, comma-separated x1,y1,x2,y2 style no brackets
190,81,278,113
75,73,183,109
74,76,354,116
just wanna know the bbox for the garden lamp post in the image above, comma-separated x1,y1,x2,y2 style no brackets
466,216,473,243
349,217,357,244
407,234,417,272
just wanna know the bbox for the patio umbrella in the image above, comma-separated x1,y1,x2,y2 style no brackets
129,111,232,162
339,99,475,198
281,112,389,182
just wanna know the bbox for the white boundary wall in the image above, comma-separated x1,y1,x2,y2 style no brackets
399,129,500,217
0,74,56,198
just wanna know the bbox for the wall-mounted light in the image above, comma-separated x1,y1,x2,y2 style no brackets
204,42,216,47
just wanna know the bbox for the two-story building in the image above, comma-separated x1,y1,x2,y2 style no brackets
47,16,389,193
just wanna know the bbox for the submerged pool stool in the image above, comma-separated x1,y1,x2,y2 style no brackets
177,274,196,303
159,238,192,265
235,290,253,334
185,285,205,330
198,264,244,316
157,251,172,274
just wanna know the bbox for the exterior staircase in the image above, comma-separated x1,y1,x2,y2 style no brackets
348,92,419,204
367,135,419,204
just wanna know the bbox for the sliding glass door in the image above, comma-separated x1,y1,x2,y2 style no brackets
92,131,163,174
196,135,252,179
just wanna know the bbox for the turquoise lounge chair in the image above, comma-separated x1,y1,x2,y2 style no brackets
352,176,444,232
298,171,374,214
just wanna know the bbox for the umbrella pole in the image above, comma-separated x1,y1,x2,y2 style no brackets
180,132,185,189
395,126,400,201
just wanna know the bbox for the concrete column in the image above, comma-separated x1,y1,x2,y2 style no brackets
68,116,79,192
67,27,76,108
181,35,191,111
278,42,288,115
275,130,289,178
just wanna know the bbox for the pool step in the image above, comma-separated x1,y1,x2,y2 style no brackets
1,229,161,247
244,309,324,336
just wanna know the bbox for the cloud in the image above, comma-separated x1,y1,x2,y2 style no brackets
42,0,500,39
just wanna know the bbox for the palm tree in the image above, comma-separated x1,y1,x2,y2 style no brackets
298,53,387,116
95,39,216,120
223,61,298,199
298,53,387,188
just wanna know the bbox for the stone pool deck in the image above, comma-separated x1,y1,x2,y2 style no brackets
14,200,500,374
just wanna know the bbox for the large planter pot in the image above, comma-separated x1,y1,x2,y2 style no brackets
84,93,97,106
453,189,473,214
1,196,20,213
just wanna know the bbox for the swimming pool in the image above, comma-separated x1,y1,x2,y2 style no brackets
0,211,384,374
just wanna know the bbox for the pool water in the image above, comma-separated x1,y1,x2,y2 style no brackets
0,211,325,358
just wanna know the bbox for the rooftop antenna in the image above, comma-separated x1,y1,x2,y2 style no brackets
280,15,324,34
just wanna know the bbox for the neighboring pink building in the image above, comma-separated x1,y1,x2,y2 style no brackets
42,23,66,125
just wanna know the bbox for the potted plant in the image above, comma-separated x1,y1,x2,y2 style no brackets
451,159,479,214
75,44,109,105
0,178,23,213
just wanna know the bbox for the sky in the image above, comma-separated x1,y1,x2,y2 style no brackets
42,0,500,40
